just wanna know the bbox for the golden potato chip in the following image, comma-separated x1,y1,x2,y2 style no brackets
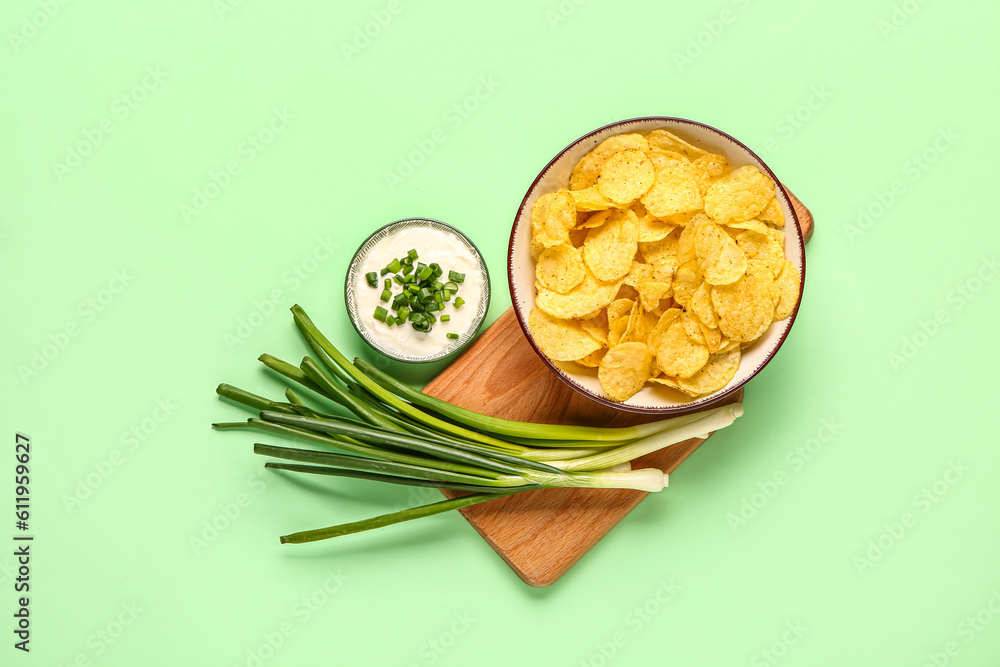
571,187,614,212
607,313,629,348
574,348,606,368
598,342,653,402
535,243,586,294
672,259,702,309
632,201,677,242
676,213,710,265
700,320,723,353
569,227,588,247
621,301,658,346
690,153,732,194
682,310,706,347
664,211,698,227
773,259,801,321
638,229,680,275
647,307,682,352
640,160,703,218
536,269,623,319
645,129,707,159
583,208,638,281
623,260,653,288
703,166,775,223
716,337,740,354
531,190,576,247
655,320,709,379
637,279,670,312
528,307,601,361
696,221,748,286
758,196,785,227
606,298,634,324
648,375,700,397
711,263,773,342
767,226,785,247
579,309,609,345
570,133,650,191
724,219,771,235
690,280,719,329
576,209,610,230
736,230,784,278
677,347,741,396
597,149,655,206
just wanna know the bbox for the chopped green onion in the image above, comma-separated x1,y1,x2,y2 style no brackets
441,314,450,322
449,270,465,283
407,249,419,260
444,281,458,291
384,278,392,289
454,297,465,308
380,289,391,302
402,264,414,275
365,272,378,287
373,306,388,322
447,332,459,340
385,258,401,273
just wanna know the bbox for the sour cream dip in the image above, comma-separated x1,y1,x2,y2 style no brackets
346,219,490,362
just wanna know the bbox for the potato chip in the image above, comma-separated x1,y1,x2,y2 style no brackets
767,226,785,247
703,166,775,223
690,153,732,194
700,320,723,353
583,208,638,281
528,307,601,361
606,298,634,324
531,190,576,247
758,196,785,227
597,149,655,206
682,310,706,347
772,258,801,321
632,201,677,242
571,187,614,212
672,260,702,309
535,243,586,294
645,129,707,159
724,219,771,235
676,213,710,264
607,313,629,348
647,307,682,352
570,133,650,191
639,229,680,275
536,269,623,319
711,262,773,342
655,320,709,379
637,279,670,312
579,309,609,345
569,227,588,247
623,260,653,288
648,375,700,397
576,209,610,230
574,348,606,368
621,301,657,346
695,221,748,286
640,159,703,218
690,280,719,328
598,342,654,402
736,230,784,278
676,347,741,396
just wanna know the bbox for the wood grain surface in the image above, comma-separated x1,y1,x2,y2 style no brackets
421,189,813,587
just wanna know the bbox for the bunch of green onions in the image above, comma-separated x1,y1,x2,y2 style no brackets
213,305,743,544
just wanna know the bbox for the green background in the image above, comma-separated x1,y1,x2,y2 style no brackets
3,0,999,664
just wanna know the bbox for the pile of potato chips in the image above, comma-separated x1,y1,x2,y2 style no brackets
527,129,801,403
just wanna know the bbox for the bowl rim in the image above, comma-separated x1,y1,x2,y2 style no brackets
345,216,492,364
507,116,806,415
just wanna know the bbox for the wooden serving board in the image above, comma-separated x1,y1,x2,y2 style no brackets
422,190,813,587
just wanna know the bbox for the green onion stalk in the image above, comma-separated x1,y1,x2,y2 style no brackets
213,304,743,544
